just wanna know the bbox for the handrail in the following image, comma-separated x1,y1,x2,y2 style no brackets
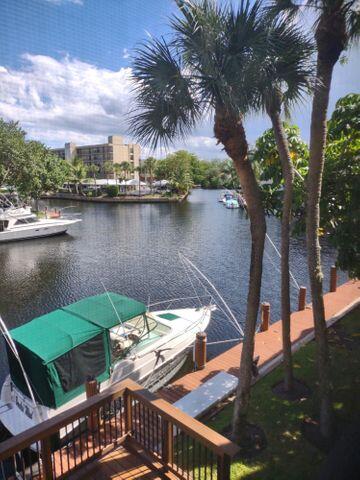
0,380,128,460
125,380,239,458
0,378,239,479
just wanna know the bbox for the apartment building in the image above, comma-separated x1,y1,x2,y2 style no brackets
51,135,141,177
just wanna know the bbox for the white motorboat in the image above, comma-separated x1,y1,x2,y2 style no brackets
0,209,81,242
0,292,215,438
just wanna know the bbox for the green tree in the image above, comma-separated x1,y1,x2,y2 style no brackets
321,94,360,278
15,141,68,211
103,161,114,184
130,0,267,442
113,163,123,185
87,163,100,186
143,157,157,192
271,0,360,439
154,151,194,194
254,124,309,215
253,18,314,393
0,119,26,187
70,158,87,195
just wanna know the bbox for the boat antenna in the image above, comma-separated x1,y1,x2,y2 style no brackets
100,280,123,328
179,253,244,337
0,315,38,409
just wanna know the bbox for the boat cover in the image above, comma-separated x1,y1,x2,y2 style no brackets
7,293,146,408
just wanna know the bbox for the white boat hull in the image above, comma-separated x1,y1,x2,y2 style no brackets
0,219,80,242
0,306,213,439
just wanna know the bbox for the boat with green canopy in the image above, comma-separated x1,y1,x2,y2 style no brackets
0,292,214,438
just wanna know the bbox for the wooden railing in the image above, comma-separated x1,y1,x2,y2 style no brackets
0,379,239,479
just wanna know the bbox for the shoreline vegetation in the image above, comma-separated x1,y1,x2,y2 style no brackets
42,191,189,203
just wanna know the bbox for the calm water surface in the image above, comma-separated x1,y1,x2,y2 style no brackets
0,189,346,383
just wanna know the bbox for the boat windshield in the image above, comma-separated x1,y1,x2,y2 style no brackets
14,217,38,225
0,220,9,232
110,314,170,362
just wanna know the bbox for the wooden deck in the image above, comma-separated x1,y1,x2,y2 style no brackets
159,280,360,405
74,445,166,480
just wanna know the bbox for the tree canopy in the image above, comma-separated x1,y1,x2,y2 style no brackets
321,93,360,277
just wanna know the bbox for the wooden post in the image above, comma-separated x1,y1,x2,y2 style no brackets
124,389,133,435
330,265,337,292
86,379,98,432
194,332,207,370
260,302,270,332
40,437,54,480
162,420,173,469
217,453,231,480
298,286,307,311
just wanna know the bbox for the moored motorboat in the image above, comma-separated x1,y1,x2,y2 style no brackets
0,209,81,242
0,293,215,439
225,198,240,209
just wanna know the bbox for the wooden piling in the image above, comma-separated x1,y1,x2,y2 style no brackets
260,302,270,332
194,332,207,370
298,286,307,311
330,265,337,292
85,378,99,432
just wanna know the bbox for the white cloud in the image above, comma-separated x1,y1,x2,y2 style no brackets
122,48,130,60
0,54,134,148
0,53,224,159
43,0,84,5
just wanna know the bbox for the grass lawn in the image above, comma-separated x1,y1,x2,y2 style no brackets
206,306,360,480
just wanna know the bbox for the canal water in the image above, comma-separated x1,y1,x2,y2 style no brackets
0,189,346,384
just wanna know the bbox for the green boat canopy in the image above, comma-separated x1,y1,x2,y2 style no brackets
7,293,146,408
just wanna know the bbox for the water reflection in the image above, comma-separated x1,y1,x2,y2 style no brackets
0,189,346,383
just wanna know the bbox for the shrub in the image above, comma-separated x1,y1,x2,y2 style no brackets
106,185,119,197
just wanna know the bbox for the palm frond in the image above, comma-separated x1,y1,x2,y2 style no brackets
129,37,201,149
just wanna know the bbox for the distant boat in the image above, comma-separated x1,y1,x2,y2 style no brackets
0,209,81,242
225,198,240,209
218,191,234,203
0,293,215,439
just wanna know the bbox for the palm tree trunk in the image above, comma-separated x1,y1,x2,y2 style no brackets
269,109,294,392
306,59,334,439
214,108,266,443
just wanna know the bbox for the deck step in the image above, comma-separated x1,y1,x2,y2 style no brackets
173,371,238,418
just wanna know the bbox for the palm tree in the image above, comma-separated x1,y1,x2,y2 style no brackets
143,157,157,193
113,163,122,185
103,161,114,184
130,0,267,443
70,157,87,195
254,18,314,393
270,0,359,440
120,161,131,193
87,163,99,186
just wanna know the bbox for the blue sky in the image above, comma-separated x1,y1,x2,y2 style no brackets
0,0,359,158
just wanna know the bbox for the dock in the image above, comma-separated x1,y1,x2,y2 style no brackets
159,280,360,406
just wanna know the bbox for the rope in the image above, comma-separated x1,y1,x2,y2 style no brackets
265,234,301,290
180,254,244,337
206,338,242,346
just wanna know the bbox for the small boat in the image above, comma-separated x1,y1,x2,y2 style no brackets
218,191,234,203
0,209,81,242
225,198,240,209
0,293,215,439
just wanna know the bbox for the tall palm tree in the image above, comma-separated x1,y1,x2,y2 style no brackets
130,0,267,443
113,163,122,185
254,18,314,392
87,163,99,186
120,161,131,193
270,0,359,439
103,161,114,184
71,157,87,195
144,157,157,193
